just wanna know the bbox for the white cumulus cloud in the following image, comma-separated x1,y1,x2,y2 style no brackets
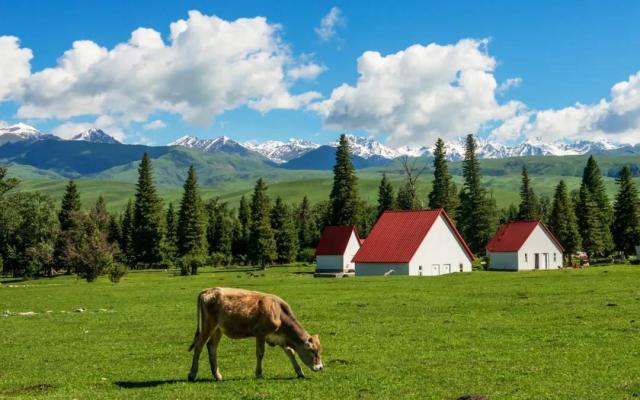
4,11,323,128
497,77,522,94
143,119,166,130
315,7,345,42
0,36,32,101
313,39,523,146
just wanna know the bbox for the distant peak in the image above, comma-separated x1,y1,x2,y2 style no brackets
71,128,120,144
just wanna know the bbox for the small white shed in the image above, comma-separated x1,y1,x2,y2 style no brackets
315,226,361,273
486,221,564,271
352,209,474,276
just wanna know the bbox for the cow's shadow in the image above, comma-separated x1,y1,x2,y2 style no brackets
114,376,299,389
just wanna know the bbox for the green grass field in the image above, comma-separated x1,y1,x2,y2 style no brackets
2,265,640,399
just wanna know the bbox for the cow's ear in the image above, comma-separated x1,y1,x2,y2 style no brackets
304,338,313,349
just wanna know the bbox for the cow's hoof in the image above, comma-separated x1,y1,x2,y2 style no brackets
187,374,197,382
296,374,306,379
214,374,223,381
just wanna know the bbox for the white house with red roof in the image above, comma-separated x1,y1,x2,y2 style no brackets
315,225,362,273
352,209,474,276
486,220,564,271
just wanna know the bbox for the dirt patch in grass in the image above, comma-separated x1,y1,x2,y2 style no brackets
457,395,488,400
1,383,54,395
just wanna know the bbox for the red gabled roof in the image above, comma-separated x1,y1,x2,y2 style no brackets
352,209,474,263
315,225,360,256
486,220,565,252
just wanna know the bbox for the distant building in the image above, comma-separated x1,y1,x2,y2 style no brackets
315,226,362,274
352,209,474,276
486,221,564,271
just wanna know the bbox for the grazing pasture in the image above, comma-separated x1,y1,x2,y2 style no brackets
1,265,640,399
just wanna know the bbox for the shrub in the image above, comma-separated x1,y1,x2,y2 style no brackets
178,253,207,276
297,247,316,263
472,257,486,271
210,252,232,267
108,263,128,283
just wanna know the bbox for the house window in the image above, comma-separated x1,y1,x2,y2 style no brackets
554,253,557,262
525,253,528,262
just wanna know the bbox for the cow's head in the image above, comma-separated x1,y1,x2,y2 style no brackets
296,335,323,371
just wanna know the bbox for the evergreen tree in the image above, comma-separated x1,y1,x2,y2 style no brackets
377,173,395,218
59,180,81,231
456,134,498,254
577,185,606,257
271,197,298,264
176,165,205,258
90,196,110,233
120,199,134,263
235,195,251,257
296,196,318,249
612,166,640,255
576,156,614,255
396,157,424,211
549,180,581,262
428,138,457,216
206,198,233,259
500,204,519,224
163,202,178,262
107,214,122,246
517,166,540,220
132,153,164,265
538,195,552,224
249,178,277,267
329,134,360,225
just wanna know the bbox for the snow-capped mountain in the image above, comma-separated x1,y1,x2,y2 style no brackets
0,123,45,144
330,134,403,159
71,128,120,144
170,135,255,157
243,139,320,164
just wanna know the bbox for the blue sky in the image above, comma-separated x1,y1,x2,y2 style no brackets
1,0,639,146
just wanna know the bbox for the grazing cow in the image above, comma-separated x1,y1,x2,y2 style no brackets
188,287,323,381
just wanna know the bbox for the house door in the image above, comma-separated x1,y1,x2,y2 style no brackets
543,253,548,269
534,253,540,269
442,264,451,274
432,264,440,275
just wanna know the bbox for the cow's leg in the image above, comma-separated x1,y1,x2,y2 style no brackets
283,346,305,378
206,328,223,381
188,320,214,382
255,336,266,378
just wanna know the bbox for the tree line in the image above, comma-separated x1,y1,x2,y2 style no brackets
1,133,639,279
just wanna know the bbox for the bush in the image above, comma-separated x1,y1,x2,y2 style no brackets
210,252,232,267
297,247,316,263
177,253,207,276
472,257,487,271
108,263,128,283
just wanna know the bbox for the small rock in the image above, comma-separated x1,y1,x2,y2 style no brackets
18,311,36,316
75,308,86,313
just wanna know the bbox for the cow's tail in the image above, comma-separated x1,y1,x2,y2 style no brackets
188,293,203,352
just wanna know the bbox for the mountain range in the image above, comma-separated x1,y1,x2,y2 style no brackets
0,123,638,177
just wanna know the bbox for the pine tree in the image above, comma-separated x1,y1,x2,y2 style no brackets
163,202,178,262
132,153,164,265
59,180,81,231
377,173,395,218
456,134,497,254
176,165,205,258
612,166,640,255
296,196,318,249
549,180,581,262
581,156,614,252
107,214,122,246
517,166,540,220
235,195,251,257
428,138,457,216
90,196,110,233
538,195,552,224
271,197,298,264
206,198,233,259
577,184,606,257
120,199,134,263
500,204,519,224
329,134,360,225
249,178,277,267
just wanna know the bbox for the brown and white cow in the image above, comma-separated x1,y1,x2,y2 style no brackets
188,287,323,381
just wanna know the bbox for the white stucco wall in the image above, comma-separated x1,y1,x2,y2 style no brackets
407,214,473,276
488,224,563,271
355,263,409,276
316,231,360,272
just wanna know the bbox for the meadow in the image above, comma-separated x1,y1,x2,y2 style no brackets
2,265,640,399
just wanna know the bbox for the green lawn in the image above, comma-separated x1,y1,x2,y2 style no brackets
1,265,640,399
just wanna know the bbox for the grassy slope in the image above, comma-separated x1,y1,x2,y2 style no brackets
1,265,640,399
